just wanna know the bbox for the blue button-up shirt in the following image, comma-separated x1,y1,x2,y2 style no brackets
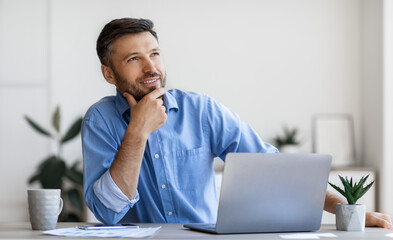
82,89,278,224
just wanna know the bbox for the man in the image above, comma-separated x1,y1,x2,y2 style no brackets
82,18,392,228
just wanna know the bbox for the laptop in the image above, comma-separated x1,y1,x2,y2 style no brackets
184,153,332,234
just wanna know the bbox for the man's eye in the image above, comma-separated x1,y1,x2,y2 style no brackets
152,52,160,57
128,57,137,62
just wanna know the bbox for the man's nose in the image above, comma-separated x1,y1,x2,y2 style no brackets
143,58,156,73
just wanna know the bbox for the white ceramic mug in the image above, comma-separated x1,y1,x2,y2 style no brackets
27,189,63,231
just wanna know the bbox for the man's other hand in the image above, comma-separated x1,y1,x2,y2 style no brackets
123,88,167,138
366,211,393,230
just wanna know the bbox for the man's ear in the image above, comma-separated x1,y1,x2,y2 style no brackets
101,65,116,85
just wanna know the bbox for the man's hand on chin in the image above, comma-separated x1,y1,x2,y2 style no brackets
366,212,393,230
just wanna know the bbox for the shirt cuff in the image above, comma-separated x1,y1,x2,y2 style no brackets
93,170,139,213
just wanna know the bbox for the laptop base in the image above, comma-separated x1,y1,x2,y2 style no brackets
183,223,218,234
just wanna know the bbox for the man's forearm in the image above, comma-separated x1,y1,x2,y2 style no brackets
109,127,147,199
109,88,167,200
324,190,345,214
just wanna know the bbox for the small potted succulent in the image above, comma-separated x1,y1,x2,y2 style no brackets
273,126,300,153
329,175,374,231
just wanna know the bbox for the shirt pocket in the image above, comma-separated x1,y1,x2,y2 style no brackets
168,147,213,191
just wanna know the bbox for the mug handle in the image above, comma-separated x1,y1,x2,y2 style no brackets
58,198,64,216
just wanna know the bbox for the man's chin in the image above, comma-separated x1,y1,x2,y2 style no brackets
133,89,157,101
120,84,164,101
147,85,161,91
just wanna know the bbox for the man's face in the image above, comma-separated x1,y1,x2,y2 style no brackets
108,31,166,101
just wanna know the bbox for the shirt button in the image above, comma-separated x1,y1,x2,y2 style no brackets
168,211,173,216
154,154,159,159
161,184,166,189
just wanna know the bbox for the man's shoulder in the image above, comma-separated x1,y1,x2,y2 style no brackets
84,95,117,123
169,89,226,109
168,89,210,103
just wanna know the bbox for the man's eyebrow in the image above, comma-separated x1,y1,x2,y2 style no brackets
123,52,139,61
122,48,161,61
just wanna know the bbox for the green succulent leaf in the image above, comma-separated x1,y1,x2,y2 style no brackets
332,174,374,205
24,115,52,138
274,126,299,147
343,183,356,204
352,175,369,200
357,181,374,200
67,188,84,213
61,117,83,144
338,175,348,188
52,106,61,133
328,182,345,196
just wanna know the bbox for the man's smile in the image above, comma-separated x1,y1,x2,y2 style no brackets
140,77,160,87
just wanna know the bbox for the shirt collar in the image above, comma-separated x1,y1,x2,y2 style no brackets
163,90,179,112
115,89,130,117
115,89,179,118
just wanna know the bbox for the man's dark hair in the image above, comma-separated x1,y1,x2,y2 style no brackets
96,18,158,67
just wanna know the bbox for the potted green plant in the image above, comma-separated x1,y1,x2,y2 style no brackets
329,175,374,231
24,106,84,222
273,126,300,153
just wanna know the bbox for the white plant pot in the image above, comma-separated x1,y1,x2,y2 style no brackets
336,203,366,231
279,144,299,153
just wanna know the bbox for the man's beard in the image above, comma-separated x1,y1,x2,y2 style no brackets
113,70,166,101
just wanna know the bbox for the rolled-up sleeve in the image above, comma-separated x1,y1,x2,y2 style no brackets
93,170,139,213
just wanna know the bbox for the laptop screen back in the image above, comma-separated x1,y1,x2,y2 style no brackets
215,153,332,234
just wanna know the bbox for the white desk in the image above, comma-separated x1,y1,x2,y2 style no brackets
0,222,392,239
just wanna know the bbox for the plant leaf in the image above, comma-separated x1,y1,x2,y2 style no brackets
352,175,369,200
339,175,356,204
357,181,374,200
52,106,61,133
343,182,356,204
66,167,83,186
27,174,40,184
38,156,66,189
61,117,83,144
64,212,82,222
335,175,374,205
338,175,349,190
328,182,346,196
71,160,81,169
28,155,57,184
24,115,52,138
36,155,57,170
67,188,84,213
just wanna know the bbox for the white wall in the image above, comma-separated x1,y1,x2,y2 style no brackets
382,0,393,218
0,0,51,221
0,0,390,221
362,0,383,170
51,0,364,162
361,0,393,218
362,0,383,213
